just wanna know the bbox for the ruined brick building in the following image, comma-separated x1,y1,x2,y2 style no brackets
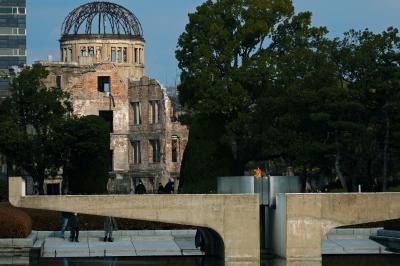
40,1,188,192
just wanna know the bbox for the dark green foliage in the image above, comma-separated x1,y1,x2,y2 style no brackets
59,116,110,194
179,115,238,193
0,64,72,192
333,28,400,191
177,0,400,192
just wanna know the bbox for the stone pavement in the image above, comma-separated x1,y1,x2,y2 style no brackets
39,230,203,258
322,228,394,255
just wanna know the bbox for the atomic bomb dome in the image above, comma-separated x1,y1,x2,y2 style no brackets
40,1,188,193
59,1,145,79
61,1,143,37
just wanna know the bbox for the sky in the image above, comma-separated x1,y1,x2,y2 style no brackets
27,0,400,86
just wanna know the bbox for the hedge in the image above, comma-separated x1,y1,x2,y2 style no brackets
0,203,32,238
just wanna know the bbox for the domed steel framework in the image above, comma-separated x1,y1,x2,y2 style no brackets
61,1,143,37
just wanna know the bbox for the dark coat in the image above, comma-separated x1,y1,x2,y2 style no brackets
164,181,174,194
157,184,165,194
135,183,146,194
104,217,118,232
61,212,73,219
69,214,80,228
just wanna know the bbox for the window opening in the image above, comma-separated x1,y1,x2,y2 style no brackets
134,48,138,63
111,47,116,62
88,47,94,57
150,139,161,163
131,102,141,125
98,76,110,93
132,141,141,164
117,47,122,63
56,76,61,88
172,136,179,163
123,47,127,63
149,100,160,124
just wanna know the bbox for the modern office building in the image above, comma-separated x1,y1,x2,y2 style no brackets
0,0,26,97
0,0,26,179
0,0,26,70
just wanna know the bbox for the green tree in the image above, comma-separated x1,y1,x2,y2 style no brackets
56,116,110,194
0,64,72,193
334,28,400,191
177,0,400,192
179,115,238,193
176,0,335,191
177,0,294,121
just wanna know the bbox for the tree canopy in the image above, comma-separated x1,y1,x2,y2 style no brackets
0,64,72,192
176,0,400,192
0,64,111,194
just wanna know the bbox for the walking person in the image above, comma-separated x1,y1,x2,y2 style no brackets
60,212,72,239
69,213,80,242
104,216,118,242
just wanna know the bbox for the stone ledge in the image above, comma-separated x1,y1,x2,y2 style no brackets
0,232,37,248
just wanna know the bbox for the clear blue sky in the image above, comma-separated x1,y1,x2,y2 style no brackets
27,0,400,86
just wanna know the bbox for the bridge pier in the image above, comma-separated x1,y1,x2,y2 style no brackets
9,177,260,264
274,192,400,262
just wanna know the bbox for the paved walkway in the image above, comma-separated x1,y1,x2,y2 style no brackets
33,230,203,258
322,228,394,255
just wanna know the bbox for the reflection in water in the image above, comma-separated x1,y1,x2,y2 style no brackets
32,255,400,266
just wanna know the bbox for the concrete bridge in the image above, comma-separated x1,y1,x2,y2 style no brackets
9,176,400,266
9,177,260,266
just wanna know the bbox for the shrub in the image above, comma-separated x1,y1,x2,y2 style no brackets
0,203,32,238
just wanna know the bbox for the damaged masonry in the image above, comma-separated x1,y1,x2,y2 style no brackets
39,1,188,193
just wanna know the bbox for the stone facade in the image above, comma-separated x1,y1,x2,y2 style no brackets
40,60,187,193
128,77,188,190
